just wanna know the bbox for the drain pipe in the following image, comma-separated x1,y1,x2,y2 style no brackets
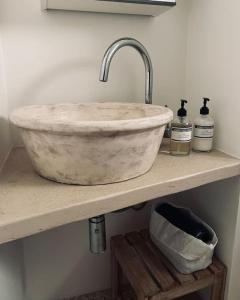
89,215,106,254
89,203,147,254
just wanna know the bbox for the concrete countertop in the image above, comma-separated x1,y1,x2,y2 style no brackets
0,147,239,245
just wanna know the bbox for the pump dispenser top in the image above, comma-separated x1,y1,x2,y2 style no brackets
178,99,188,117
200,98,210,115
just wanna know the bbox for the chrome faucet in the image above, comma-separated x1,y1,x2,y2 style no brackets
99,38,153,105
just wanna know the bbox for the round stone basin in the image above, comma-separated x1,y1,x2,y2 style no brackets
10,102,173,185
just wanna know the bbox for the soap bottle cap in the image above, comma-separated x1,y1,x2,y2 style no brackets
200,98,210,115
178,99,188,117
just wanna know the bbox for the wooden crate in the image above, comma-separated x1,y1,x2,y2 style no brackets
63,289,202,300
111,230,226,300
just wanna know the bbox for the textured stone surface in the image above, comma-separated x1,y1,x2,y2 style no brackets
0,147,239,245
10,102,173,185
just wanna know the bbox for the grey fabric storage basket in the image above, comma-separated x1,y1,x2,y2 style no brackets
150,204,218,274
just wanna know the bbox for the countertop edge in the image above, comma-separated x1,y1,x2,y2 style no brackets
0,160,239,245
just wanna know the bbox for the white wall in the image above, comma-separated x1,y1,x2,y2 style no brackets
0,1,190,299
185,0,240,299
185,0,240,158
0,241,25,300
0,33,11,167
23,207,151,300
1,0,239,299
0,0,189,145
0,31,25,300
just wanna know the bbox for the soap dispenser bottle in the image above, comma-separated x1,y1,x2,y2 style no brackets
192,98,214,152
161,105,171,149
170,99,192,156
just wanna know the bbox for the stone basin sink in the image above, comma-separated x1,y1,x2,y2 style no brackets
10,102,173,185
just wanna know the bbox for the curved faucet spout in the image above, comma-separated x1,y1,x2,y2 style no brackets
99,38,153,105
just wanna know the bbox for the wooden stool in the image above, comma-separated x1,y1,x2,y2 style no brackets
111,230,226,300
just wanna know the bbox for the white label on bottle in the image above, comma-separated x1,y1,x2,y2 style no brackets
194,125,214,138
171,127,192,142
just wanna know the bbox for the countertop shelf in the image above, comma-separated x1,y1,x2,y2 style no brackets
0,147,239,245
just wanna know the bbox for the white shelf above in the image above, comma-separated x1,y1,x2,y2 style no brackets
0,147,239,245
41,0,176,17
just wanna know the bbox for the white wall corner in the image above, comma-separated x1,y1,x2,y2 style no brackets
41,0,48,10
0,33,12,171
